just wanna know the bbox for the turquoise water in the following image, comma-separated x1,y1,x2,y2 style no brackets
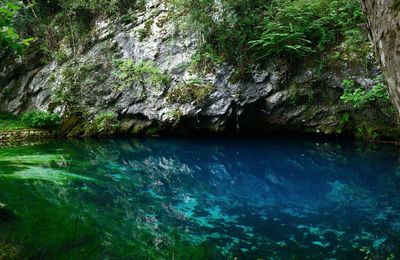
0,137,400,259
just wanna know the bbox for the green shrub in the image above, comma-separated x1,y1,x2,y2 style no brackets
93,111,119,133
340,76,391,109
0,111,30,130
20,110,61,129
0,1,34,55
112,59,170,92
172,0,365,71
85,111,119,136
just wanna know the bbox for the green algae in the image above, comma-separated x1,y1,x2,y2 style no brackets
0,149,95,183
1,166,95,183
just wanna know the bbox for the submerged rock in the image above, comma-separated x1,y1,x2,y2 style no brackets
312,241,331,248
0,202,14,221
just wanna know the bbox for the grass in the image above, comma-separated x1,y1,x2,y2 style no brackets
0,111,30,131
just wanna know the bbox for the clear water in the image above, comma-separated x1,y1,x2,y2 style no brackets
0,137,400,259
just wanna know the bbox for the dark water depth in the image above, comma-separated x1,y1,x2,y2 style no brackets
0,137,400,259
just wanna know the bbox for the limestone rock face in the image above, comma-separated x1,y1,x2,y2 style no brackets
358,0,400,119
0,0,398,139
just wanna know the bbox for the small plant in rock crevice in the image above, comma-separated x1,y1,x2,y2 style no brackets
85,111,120,136
49,60,106,112
340,76,391,109
112,59,170,93
166,78,214,105
166,109,183,128
336,112,350,134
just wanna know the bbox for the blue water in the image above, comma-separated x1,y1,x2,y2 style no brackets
0,137,399,259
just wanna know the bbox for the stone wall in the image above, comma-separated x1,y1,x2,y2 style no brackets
358,0,400,119
0,129,52,142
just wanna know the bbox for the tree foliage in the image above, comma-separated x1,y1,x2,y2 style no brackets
20,110,61,129
0,1,33,54
5,0,366,67
173,0,365,71
340,76,391,109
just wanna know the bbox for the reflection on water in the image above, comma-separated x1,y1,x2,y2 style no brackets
0,137,400,259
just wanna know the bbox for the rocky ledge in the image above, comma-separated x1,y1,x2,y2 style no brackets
0,129,52,142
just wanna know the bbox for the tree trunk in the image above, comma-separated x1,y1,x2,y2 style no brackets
358,0,400,119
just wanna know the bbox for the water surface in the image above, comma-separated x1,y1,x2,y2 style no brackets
0,137,400,259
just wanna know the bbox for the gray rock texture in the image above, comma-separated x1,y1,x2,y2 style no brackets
0,0,398,140
358,0,400,118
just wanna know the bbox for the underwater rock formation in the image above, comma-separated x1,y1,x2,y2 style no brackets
1,138,400,258
0,202,13,221
0,0,398,140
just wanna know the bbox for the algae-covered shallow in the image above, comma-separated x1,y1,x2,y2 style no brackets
0,137,400,259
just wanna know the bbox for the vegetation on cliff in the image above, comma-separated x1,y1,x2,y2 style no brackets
0,1,33,55
2,0,366,66
173,0,366,73
0,0,397,140
0,110,60,130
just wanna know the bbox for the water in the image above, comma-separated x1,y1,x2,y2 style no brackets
0,137,400,259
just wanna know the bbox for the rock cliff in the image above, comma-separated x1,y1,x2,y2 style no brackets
358,0,400,119
1,0,399,140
